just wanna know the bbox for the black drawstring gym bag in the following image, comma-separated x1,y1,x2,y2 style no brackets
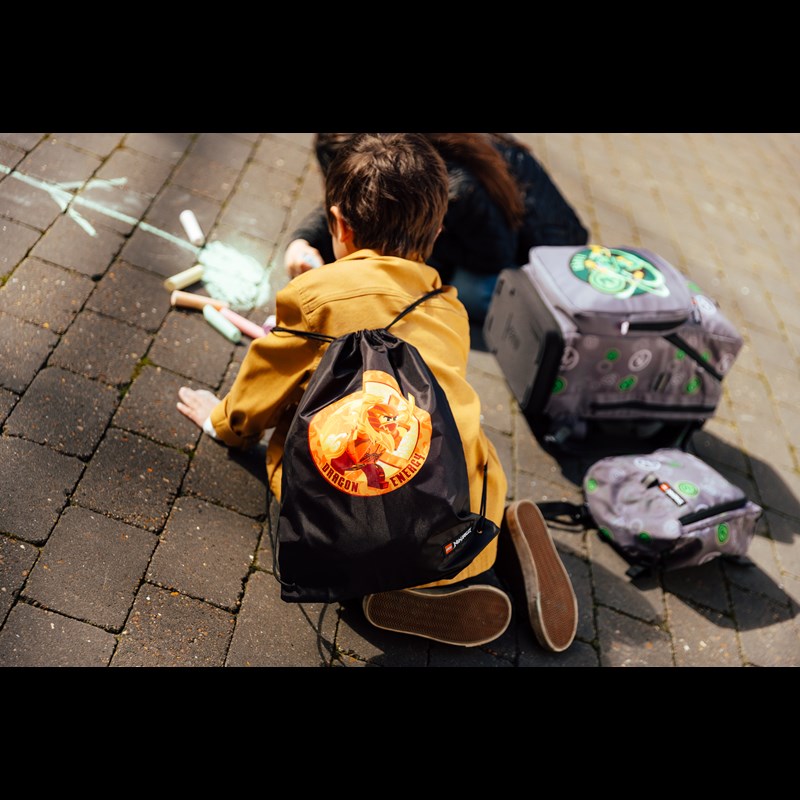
271,289,498,603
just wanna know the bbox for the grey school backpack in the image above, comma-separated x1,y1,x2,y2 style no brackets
540,448,762,577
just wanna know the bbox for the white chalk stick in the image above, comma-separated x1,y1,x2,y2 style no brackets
179,210,205,246
163,264,204,292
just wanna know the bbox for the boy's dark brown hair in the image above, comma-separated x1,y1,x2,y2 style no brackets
323,133,449,262
316,132,525,230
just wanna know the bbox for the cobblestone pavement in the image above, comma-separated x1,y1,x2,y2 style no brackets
0,132,798,667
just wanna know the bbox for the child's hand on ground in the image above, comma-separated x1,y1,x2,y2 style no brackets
177,387,220,429
284,239,323,278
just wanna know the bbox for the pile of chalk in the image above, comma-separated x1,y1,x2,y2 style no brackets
164,210,275,344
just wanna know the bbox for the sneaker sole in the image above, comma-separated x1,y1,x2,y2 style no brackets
362,585,512,648
505,500,578,652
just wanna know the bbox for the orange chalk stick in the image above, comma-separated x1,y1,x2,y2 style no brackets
170,290,229,311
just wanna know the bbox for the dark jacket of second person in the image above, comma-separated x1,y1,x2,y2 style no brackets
290,134,590,284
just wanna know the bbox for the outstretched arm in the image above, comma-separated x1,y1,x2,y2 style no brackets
177,387,220,431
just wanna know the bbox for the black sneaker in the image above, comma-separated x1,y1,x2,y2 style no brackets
362,584,512,647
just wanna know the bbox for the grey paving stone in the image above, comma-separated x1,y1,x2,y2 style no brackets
747,328,798,371
587,534,666,624
236,161,299,206
219,350,249,397
218,192,285,243
0,312,58,393
661,559,730,614
75,184,151,236
518,639,599,667
18,138,101,184
0,133,45,150
562,550,594,643
73,428,188,532
85,260,172,332
147,497,260,611
469,367,513,435
725,368,769,415
256,495,279,572
226,569,335,667
0,140,26,170
171,154,239,202
124,133,192,164
0,388,16,425
429,641,513,667
182,436,268,520
4,367,117,458
688,427,750,476
145,185,221,245
485,427,513,498
95,148,176,198
253,135,312,175
52,133,124,158
0,257,94,333
751,458,800,520
112,584,234,667
731,585,800,667
114,365,205,452
734,289,784,335
723,531,792,605
767,511,800,578
333,600,428,667
737,413,796,471
597,606,674,667
22,506,156,631
190,133,254,171
118,226,197,278
467,347,505,380
148,309,236,388
29,213,124,278
774,402,800,464
514,418,551,475
0,437,83,544
50,309,152,385
0,603,115,667
666,596,741,667
0,177,63,230
0,533,38,625
0,217,40,280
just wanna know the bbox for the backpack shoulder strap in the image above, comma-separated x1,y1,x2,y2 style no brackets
269,287,445,341
386,287,445,331
270,327,336,343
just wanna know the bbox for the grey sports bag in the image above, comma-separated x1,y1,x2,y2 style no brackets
540,448,762,577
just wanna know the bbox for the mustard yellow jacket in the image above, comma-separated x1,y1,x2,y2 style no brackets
210,250,506,583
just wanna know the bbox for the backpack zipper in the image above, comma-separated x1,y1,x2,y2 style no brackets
589,400,716,413
678,496,748,525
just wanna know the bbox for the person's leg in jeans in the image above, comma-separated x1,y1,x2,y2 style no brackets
449,267,499,325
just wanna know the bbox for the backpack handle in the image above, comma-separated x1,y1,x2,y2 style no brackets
537,501,593,528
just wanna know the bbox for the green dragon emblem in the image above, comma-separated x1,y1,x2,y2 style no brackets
569,246,670,299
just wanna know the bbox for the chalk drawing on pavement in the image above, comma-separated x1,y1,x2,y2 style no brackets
0,162,274,310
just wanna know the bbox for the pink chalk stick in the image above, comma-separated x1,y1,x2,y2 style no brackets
220,308,268,340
